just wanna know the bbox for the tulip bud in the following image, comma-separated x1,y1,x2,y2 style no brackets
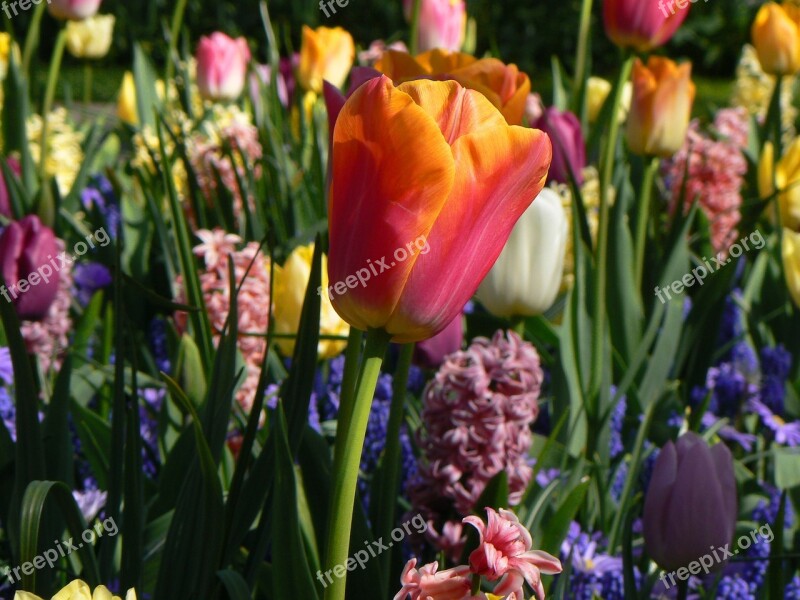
532,107,586,185
117,71,137,125
0,215,61,321
751,2,800,76
195,33,251,102
403,0,467,53
476,188,567,317
603,0,688,52
48,0,103,21
413,314,463,369
298,26,355,94
65,14,115,60
0,157,21,219
762,138,800,230
643,432,737,572
783,227,800,308
626,57,695,158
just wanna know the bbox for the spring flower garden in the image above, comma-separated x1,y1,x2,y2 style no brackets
0,0,800,598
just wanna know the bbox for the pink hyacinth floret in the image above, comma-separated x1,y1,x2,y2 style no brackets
665,107,749,254
407,330,543,559
464,508,562,600
393,560,473,600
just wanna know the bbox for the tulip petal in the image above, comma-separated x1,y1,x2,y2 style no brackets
386,91,551,340
328,76,455,332
449,59,530,124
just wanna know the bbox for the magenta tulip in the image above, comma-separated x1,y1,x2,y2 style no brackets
413,313,463,368
532,107,586,185
196,33,251,102
603,0,689,52
0,157,20,219
643,432,737,572
48,0,102,21
0,216,61,321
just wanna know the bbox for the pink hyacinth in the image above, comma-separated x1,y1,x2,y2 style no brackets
664,107,749,254
393,560,472,600
407,330,543,559
464,508,562,600
174,229,270,412
20,239,72,375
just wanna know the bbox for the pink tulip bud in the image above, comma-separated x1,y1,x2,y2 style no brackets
532,106,586,185
0,216,61,321
404,0,467,53
47,0,103,21
196,32,251,102
413,313,462,368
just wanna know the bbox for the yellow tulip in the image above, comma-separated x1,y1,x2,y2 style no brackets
15,580,136,600
783,227,800,308
117,71,137,125
273,243,349,359
751,2,800,75
626,57,695,157
586,76,632,123
65,15,116,60
758,139,800,230
298,26,355,94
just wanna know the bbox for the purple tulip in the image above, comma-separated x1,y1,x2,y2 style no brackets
532,107,586,185
413,314,463,369
643,432,737,572
0,157,21,219
0,216,61,321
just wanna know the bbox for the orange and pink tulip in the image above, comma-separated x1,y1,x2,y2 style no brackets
327,76,551,343
603,0,689,52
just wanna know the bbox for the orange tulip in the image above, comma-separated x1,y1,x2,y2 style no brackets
626,57,695,158
374,49,530,125
298,26,355,94
327,76,551,342
751,2,800,76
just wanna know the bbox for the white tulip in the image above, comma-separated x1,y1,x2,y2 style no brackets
476,187,568,317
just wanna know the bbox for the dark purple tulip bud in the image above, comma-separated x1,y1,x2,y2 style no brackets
413,314,463,369
532,106,586,185
0,157,21,219
0,215,61,321
643,432,737,573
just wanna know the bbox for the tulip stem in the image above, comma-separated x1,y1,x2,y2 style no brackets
589,55,634,408
332,327,364,464
634,157,660,292
374,342,414,597
83,63,93,104
21,0,46,75
572,0,593,120
676,580,689,600
324,328,392,600
38,28,67,185
409,0,422,55
165,0,189,85
765,75,783,158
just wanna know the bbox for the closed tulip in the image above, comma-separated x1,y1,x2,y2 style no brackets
532,107,586,184
586,76,632,123
643,432,737,572
15,578,136,600
783,228,800,308
403,0,467,52
273,243,349,359
0,215,60,321
328,76,551,342
603,0,689,52
0,157,20,219
117,71,137,125
298,26,355,94
196,33,251,102
751,2,800,76
475,188,567,317
759,140,800,231
47,0,102,21
375,49,530,125
626,57,695,158
413,313,463,368
65,14,115,59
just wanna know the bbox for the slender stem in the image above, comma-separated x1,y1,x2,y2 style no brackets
634,157,660,292
21,0,46,76
332,326,363,466
589,55,634,405
769,76,784,158
324,328,392,600
38,28,67,183
409,0,422,55
511,317,526,337
375,343,414,597
165,0,189,85
83,63,93,104
572,0,593,122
